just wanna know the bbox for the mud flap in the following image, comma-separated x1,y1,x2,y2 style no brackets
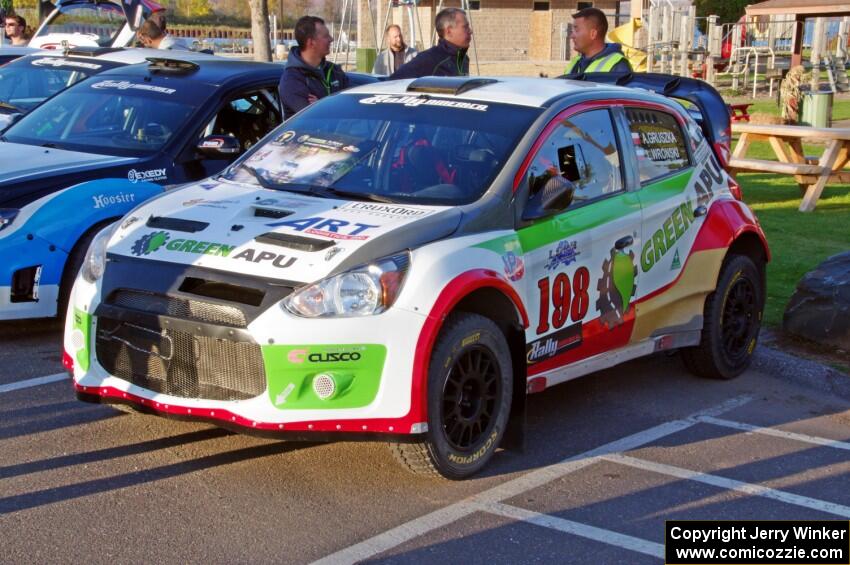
501,322,527,452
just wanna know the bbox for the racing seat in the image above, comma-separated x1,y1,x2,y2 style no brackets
391,139,456,193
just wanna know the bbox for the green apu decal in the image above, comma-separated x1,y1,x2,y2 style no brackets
640,199,695,273
130,231,235,257
262,344,387,410
73,308,91,371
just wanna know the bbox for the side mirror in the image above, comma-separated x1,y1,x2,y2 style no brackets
522,175,575,221
196,134,241,159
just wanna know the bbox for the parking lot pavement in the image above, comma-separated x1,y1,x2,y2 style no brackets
1,324,848,564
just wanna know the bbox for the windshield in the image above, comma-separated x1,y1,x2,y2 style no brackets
3,76,199,156
0,56,116,113
37,3,126,46
223,93,541,206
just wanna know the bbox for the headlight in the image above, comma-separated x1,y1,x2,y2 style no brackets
283,252,410,318
0,208,19,232
81,224,116,283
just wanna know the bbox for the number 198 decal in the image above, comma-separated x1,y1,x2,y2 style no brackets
536,267,590,335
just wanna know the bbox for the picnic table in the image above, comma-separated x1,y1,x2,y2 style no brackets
729,122,850,212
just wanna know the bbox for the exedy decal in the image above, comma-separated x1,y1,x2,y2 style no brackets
266,217,379,240
526,323,583,364
128,168,167,183
596,248,637,330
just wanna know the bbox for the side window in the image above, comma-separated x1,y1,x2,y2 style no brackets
527,109,623,207
204,88,283,152
626,108,691,184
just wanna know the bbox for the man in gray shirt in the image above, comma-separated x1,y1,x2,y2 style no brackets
372,24,417,75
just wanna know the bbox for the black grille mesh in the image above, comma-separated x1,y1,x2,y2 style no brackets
108,290,247,328
95,318,266,401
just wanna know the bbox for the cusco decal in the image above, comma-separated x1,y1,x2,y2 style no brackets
262,344,387,410
266,217,379,241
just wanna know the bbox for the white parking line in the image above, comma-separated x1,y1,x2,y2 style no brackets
313,395,752,565
477,501,665,558
0,373,68,395
698,416,850,452
603,454,850,518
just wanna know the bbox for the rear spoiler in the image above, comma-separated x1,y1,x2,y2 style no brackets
560,72,732,165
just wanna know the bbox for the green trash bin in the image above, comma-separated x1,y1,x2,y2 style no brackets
356,48,377,73
799,92,833,128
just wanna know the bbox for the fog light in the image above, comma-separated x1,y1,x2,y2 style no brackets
71,329,85,351
312,373,353,401
313,373,336,400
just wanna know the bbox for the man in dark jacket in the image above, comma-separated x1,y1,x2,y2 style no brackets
564,7,632,74
390,8,471,79
279,16,349,120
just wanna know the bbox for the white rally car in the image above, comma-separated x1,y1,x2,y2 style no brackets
64,75,769,479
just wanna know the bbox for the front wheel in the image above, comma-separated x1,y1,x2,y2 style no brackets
390,313,513,479
681,254,764,380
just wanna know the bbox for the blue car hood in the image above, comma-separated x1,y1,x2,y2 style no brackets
0,142,138,185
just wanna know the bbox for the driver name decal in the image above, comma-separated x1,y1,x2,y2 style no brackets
358,94,488,112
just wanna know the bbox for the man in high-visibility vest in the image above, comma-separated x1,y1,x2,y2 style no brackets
565,7,632,75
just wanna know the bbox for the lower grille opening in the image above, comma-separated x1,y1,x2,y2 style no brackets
95,317,266,401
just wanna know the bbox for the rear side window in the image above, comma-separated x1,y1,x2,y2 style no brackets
626,108,690,184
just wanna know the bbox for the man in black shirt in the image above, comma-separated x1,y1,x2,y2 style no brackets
390,8,471,79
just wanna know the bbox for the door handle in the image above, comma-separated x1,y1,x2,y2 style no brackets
615,235,634,250
694,205,708,218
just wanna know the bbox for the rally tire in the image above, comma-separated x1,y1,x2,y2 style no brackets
58,219,116,320
391,313,512,480
681,254,764,380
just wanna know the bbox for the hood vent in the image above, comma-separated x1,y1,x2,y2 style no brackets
255,232,335,252
253,207,294,219
146,216,209,233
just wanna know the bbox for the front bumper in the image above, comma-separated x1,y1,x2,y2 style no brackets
65,256,430,437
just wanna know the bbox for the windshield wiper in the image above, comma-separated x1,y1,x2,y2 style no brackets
238,164,280,191
41,142,58,149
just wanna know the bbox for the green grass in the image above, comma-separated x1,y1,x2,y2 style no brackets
743,97,850,121
737,171,850,327
730,96,850,327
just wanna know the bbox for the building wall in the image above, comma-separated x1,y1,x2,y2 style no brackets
358,0,625,63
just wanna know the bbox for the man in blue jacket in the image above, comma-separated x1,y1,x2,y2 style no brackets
279,16,349,120
564,7,632,74
390,8,471,79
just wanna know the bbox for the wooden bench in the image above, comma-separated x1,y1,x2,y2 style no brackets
730,123,850,211
729,103,752,122
728,158,824,176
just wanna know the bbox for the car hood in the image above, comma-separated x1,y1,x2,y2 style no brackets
108,178,463,284
0,142,138,186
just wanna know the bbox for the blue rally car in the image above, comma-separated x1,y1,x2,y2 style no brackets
0,56,288,320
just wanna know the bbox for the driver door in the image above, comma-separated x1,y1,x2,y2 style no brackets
517,106,643,379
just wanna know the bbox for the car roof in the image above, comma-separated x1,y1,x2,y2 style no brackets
20,47,220,65
94,57,283,87
342,76,652,109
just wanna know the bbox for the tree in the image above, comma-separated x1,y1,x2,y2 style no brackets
249,0,272,62
695,0,749,31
